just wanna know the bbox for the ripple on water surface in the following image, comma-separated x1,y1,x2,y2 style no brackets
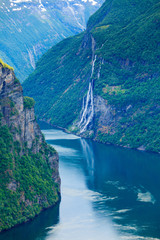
1,125,160,240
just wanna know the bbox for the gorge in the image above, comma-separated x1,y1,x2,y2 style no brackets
1,0,160,238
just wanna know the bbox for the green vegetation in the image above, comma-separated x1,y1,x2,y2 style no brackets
24,96,35,109
23,0,160,153
14,78,20,85
24,33,91,127
0,117,59,232
0,61,60,231
0,58,13,71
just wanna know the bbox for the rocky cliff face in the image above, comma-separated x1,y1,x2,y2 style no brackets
0,64,42,152
0,61,60,232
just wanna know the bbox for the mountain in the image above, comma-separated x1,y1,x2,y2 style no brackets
0,59,60,232
0,0,104,81
23,0,160,153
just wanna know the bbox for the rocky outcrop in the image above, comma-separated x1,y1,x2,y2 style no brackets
93,95,129,141
94,95,113,130
0,61,60,232
0,64,42,152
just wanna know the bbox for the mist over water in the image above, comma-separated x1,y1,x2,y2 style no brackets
1,123,160,240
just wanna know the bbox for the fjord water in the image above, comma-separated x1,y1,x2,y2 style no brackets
1,124,160,240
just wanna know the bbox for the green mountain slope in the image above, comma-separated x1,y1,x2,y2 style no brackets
23,0,160,153
0,0,104,81
0,60,60,232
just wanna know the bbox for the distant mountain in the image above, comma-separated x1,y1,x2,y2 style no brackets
0,0,104,81
23,0,160,153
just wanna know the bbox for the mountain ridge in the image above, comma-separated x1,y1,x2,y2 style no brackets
23,0,160,153
0,0,104,81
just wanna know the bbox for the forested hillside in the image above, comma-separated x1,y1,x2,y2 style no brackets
23,0,160,153
0,59,60,232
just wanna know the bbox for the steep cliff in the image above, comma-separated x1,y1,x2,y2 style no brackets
23,0,160,153
0,59,60,232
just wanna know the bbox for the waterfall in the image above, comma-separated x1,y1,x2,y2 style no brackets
78,55,97,133
91,54,97,78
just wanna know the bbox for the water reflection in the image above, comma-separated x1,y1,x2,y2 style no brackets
84,141,160,239
46,127,160,239
0,204,60,240
44,129,119,240
80,138,95,182
1,123,160,240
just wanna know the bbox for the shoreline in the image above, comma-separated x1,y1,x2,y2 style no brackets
0,198,61,234
38,119,160,156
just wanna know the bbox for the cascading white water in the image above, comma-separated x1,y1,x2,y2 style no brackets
78,80,94,133
91,54,97,78
78,55,97,133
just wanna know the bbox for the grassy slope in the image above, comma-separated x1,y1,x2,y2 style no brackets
23,0,160,152
0,58,14,71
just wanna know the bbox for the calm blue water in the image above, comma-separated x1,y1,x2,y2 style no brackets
1,123,160,240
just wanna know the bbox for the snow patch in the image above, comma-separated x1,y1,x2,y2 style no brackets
89,0,98,5
10,0,32,3
38,0,47,12
81,0,98,5
73,3,83,7
12,7,21,11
